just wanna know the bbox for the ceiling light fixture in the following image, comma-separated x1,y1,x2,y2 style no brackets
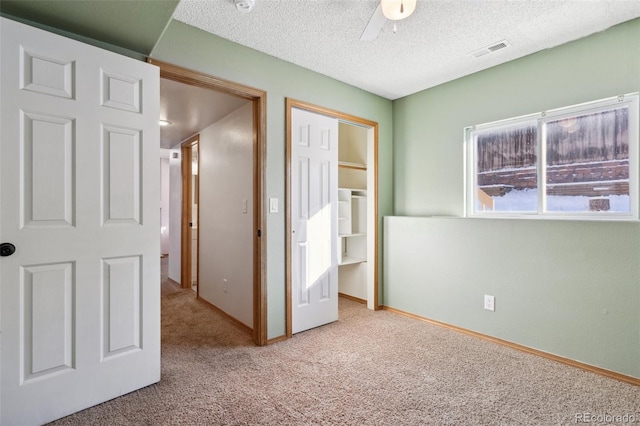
159,120,172,126
360,0,417,41
380,0,416,33
381,0,416,20
234,0,255,13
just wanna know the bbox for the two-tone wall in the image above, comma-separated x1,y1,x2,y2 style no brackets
387,18,640,378
150,22,394,339
384,216,640,378
20,7,640,375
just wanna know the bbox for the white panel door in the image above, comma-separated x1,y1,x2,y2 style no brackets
0,18,160,425
291,108,338,334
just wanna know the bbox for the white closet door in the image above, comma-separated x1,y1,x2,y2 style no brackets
291,108,339,334
0,18,160,425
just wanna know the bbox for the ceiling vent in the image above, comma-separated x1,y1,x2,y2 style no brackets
469,40,510,58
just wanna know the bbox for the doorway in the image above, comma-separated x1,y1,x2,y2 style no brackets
181,136,199,294
285,99,379,338
151,59,268,346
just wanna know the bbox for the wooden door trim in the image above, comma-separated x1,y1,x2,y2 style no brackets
150,59,268,346
180,136,199,291
285,98,380,338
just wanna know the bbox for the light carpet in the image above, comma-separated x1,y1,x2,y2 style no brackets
50,260,639,425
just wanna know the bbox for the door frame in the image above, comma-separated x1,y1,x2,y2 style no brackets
180,135,199,293
149,59,268,346
285,98,380,338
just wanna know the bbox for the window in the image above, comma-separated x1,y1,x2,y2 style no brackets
466,94,639,219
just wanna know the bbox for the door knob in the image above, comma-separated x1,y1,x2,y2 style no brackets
0,243,15,257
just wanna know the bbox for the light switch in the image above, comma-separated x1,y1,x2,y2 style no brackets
242,199,248,214
269,197,279,213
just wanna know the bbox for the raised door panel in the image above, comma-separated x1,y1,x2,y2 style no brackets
21,112,75,227
101,126,141,224
295,156,310,307
100,70,141,113
21,262,75,382
102,256,141,358
20,47,74,99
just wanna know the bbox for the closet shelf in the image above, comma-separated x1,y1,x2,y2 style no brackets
339,187,366,193
339,256,367,265
338,161,367,170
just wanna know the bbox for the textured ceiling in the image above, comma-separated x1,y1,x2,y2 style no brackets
174,0,640,100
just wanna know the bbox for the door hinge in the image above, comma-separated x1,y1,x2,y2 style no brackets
257,229,261,237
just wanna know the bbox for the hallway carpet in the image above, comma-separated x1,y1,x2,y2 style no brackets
50,260,639,425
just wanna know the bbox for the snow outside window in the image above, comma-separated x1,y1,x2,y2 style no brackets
466,93,639,220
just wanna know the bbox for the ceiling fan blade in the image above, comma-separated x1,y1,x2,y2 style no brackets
360,3,386,41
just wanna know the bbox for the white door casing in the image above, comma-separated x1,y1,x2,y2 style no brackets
0,18,160,425
291,108,339,334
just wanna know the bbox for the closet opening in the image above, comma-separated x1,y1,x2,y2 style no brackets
286,99,379,337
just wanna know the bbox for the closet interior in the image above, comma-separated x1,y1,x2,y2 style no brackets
337,122,371,303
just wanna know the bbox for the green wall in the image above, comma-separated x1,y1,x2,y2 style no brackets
388,19,640,377
394,18,640,216
384,217,640,377
150,21,393,339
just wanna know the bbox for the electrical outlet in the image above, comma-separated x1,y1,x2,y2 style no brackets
223,278,228,293
484,295,495,312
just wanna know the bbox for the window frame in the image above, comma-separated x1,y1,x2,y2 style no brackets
465,93,639,220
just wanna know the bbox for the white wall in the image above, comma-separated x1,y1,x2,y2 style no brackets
160,155,170,255
168,148,182,282
199,103,253,328
339,264,367,300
